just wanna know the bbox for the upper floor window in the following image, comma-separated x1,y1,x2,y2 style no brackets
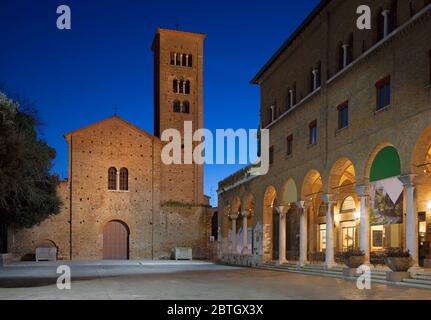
337,101,349,130
309,120,318,145
376,9,386,42
376,6,397,43
338,42,345,71
268,105,275,124
312,63,321,91
269,146,274,165
409,0,416,17
286,135,293,156
376,76,391,111
108,167,117,190
287,84,297,110
119,168,128,191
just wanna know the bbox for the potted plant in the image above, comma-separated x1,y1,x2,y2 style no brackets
385,248,412,282
341,248,365,277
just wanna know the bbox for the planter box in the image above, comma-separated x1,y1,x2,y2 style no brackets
36,248,57,262
386,271,410,282
343,267,358,278
343,256,365,269
385,257,412,272
174,247,192,260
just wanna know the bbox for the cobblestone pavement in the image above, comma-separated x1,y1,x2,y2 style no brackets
0,261,430,300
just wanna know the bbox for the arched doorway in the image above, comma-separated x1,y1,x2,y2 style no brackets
328,158,358,253
103,220,130,260
282,179,299,261
301,170,323,260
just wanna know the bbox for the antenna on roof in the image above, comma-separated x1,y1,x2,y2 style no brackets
114,106,119,116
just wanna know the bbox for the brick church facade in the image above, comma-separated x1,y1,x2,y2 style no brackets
7,28,214,261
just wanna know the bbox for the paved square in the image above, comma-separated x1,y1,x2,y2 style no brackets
0,261,430,300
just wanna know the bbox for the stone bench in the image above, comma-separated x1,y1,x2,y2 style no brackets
0,254,8,267
36,247,57,262
174,247,192,260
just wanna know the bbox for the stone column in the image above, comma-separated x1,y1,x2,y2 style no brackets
289,89,294,108
322,194,337,268
356,184,370,264
297,201,309,266
230,213,239,255
312,69,319,90
275,205,289,265
116,171,120,191
241,211,250,255
382,10,390,38
399,174,419,268
342,44,349,68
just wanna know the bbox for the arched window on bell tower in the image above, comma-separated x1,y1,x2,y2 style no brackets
173,100,181,113
182,101,190,114
185,80,190,94
173,79,178,93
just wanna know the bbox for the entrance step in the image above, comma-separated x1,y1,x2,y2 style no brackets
257,263,431,290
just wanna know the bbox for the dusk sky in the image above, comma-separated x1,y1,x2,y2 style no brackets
0,0,320,206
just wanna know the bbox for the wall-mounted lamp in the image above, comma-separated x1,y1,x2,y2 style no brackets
354,211,361,220
427,201,431,211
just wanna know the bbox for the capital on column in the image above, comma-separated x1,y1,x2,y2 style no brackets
229,212,239,220
275,205,290,216
398,174,417,187
381,9,390,17
296,200,311,211
321,194,337,204
355,184,369,198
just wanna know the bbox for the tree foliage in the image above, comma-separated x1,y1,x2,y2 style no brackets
0,92,61,228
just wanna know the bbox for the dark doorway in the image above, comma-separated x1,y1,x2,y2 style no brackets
0,223,7,254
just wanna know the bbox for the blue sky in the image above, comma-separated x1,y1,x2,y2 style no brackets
0,0,320,206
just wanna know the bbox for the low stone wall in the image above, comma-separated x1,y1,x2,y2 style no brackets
220,254,261,268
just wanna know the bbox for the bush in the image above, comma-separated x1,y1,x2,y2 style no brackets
340,248,365,259
385,248,410,258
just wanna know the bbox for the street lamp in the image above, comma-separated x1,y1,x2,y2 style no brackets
354,211,361,220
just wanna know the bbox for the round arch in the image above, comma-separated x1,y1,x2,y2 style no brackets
365,143,401,182
263,186,277,261
369,146,401,182
328,158,356,191
411,125,431,174
301,169,323,200
281,178,298,205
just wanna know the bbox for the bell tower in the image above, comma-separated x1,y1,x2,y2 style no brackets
152,28,206,205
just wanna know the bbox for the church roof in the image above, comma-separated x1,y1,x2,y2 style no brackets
63,115,161,144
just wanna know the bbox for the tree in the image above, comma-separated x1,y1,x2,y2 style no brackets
0,92,61,228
